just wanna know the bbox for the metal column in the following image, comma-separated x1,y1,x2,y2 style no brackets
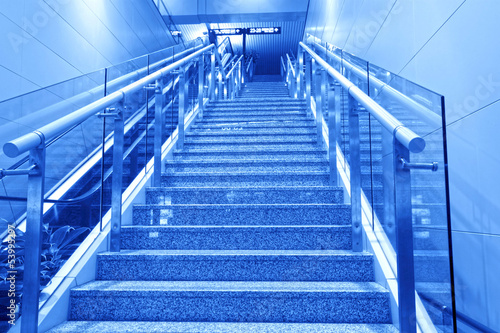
348,94,363,252
328,80,340,186
298,48,304,99
178,69,186,149
110,102,125,252
314,63,324,146
210,52,216,101
21,134,45,333
198,56,204,118
394,140,417,333
305,55,312,117
153,81,164,187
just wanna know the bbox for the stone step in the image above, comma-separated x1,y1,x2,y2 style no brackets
166,156,327,169
164,160,328,173
69,281,391,323
132,203,351,226
183,143,322,151
184,135,317,145
173,147,327,160
47,321,398,333
161,170,332,187
210,97,298,104
146,186,344,205
96,249,374,282
187,127,316,136
121,225,352,250
190,120,315,129
207,101,306,108
205,106,306,113
203,110,307,117
199,115,309,123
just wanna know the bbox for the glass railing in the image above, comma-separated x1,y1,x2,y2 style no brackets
0,37,212,331
296,34,455,333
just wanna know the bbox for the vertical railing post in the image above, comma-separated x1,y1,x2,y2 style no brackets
281,57,284,80
314,65,324,146
227,72,232,100
153,80,164,188
383,129,396,239
218,72,223,101
305,55,312,117
178,69,186,149
298,48,304,99
348,94,362,252
198,56,204,118
328,79,340,186
110,101,125,252
238,61,242,95
394,140,417,333
21,133,45,333
210,52,216,101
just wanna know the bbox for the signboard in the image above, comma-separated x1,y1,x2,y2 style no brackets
209,28,244,36
209,27,281,36
247,27,281,35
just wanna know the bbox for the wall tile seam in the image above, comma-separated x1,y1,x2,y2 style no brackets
81,0,136,61
106,0,153,53
0,11,89,78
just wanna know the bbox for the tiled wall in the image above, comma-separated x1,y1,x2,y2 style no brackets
304,0,500,331
0,0,175,102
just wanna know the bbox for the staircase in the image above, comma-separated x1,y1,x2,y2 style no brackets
48,77,397,332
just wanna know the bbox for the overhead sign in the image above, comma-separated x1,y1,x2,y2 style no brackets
247,27,281,35
209,27,282,36
209,28,244,36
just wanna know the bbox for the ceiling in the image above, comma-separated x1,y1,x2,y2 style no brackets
159,0,310,75
159,0,309,24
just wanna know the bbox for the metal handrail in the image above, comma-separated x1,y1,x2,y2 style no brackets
246,57,253,72
311,40,441,128
0,42,204,154
299,42,425,153
286,54,296,78
4,44,215,158
226,55,244,79
281,56,286,74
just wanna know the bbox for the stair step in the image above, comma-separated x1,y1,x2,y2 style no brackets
161,171,332,187
69,281,391,323
187,127,316,136
146,186,344,204
97,249,374,282
173,147,327,160
121,225,352,250
165,159,328,173
191,120,315,129
184,135,317,145
199,115,308,122
132,203,351,226
47,321,398,333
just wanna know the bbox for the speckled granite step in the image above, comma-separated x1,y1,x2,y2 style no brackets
97,250,374,282
199,116,309,124
47,321,398,333
173,147,327,160
184,135,317,145
204,108,306,115
132,203,351,226
161,171,331,187
146,186,343,205
165,159,328,173
121,225,352,250
187,127,316,136
191,120,315,129
69,281,391,323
